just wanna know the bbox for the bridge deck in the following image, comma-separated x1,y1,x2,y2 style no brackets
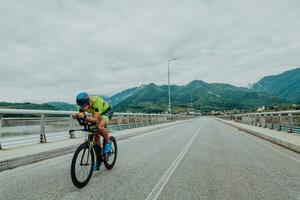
0,118,300,200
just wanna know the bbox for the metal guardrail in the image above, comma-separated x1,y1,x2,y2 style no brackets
0,109,193,149
218,110,300,134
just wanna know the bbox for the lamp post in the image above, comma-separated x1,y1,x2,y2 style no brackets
168,58,177,114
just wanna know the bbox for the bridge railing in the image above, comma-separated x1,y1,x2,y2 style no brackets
0,109,193,149
218,110,300,134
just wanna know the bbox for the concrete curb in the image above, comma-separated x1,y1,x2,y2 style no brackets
0,121,186,172
0,145,78,172
217,119,300,153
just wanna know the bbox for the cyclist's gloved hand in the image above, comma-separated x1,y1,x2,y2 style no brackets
77,112,85,119
72,113,78,119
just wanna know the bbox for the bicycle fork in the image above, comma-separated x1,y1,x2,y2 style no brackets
79,132,95,166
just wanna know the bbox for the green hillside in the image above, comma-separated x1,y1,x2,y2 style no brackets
46,102,77,111
252,68,300,103
0,102,57,110
114,80,286,113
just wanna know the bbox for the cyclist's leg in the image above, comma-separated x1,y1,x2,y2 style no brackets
97,115,110,143
94,132,100,145
93,133,101,169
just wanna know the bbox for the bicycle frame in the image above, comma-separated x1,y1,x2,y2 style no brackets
70,118,114,166
70,118,117,188
69,119,101,166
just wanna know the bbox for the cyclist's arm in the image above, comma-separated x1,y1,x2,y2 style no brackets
72,108,85,119
83,112,100,124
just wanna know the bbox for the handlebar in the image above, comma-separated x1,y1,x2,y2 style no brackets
76,118,96,127
69,118,97,133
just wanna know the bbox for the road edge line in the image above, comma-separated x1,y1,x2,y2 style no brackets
215,118,300,154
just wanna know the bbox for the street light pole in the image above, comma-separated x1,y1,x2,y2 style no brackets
168,58,177,114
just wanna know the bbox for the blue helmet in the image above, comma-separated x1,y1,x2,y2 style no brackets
76,92,90,107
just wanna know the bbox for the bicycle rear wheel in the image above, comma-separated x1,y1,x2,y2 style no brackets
103,136,117,170
71,142,94,188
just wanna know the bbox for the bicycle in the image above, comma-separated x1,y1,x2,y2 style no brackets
69,118,117,188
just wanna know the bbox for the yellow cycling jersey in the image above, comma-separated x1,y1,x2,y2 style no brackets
78,96,110,115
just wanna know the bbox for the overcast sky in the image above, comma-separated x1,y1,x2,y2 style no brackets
0,0,299,103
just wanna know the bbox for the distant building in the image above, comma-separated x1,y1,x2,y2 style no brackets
257,106,265,112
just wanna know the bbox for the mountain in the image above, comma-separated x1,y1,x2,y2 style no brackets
108,85,145,106
94,87,141,106
4,68,298,113
0,102,57,110
0,102,77,111
251,68,300,103
114,80,286,113
46,102,77,111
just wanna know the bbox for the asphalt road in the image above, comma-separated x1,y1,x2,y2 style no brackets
0,117,300,200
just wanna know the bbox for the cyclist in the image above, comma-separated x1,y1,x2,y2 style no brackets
73,92,113,171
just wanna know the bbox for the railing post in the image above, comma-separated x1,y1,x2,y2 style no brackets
147,115,150,126
264,114,268,128
288,113,293,133
40,114,47,143
278,114,282,131
143,114,145,126
69,115,75,138
127,114,131,128
0,114,3,150
270,114,274,129
254,115,258,126
134,114,138,128
118,115,122,130
151,115,154,125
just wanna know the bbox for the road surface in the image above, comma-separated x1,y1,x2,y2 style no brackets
0,117,300,200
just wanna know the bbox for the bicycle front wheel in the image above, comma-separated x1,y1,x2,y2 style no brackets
103,136,117,170
71,142,94,188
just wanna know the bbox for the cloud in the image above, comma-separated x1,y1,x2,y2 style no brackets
0,0,299,102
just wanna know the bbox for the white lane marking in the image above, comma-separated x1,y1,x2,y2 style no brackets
224,122,300,165
145,122,205,200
